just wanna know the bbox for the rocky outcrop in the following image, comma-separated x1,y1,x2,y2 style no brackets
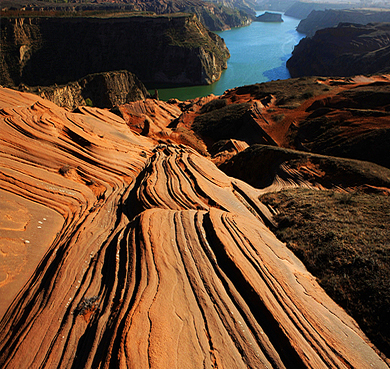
116,75,390,171
0,14,230,88
255,12,283,22
286,23,390,78
0,86,389,368
297,9,390,37
220,144,390,193
30,70,150,109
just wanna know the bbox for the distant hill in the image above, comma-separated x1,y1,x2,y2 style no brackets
284,1,359,19
287,22,390,78
0,0,255,31
254,0,296,12
297,8,390,36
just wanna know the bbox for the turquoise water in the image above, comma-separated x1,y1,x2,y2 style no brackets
155,12,304,101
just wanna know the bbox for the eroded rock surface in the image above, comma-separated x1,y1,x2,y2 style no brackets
0,87,389,368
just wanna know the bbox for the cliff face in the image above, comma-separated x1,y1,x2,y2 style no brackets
33,70,150,109
286,23,390,78
0,86,389,368
0,14,230,87
297,9,390,37
123,0,255,31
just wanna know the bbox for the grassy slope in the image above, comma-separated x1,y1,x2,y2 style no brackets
260,188,390,360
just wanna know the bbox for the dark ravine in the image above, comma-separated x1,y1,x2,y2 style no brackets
0,14,230,88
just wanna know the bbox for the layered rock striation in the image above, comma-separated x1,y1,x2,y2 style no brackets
0,86,389,368
0,14,230,88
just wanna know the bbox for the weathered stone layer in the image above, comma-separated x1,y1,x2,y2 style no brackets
0,87,388,368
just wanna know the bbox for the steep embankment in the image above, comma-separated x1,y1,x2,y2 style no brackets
0,14,230,87
287,23,390,78
1,87,389,368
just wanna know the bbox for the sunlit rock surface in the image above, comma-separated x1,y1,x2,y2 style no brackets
0,87,388,368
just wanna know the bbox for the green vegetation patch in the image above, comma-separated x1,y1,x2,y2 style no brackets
260,188,390,359
164,15,229,62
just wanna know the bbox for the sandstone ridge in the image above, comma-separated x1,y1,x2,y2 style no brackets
0,86,389,368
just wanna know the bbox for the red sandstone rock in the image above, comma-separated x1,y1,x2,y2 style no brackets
0,87,388,368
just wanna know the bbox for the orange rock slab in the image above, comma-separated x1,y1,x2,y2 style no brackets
0,87,388,368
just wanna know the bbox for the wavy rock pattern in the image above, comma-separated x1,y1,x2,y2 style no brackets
0,87,388,368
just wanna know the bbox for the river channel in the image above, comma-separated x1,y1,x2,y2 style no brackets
155,12,305,101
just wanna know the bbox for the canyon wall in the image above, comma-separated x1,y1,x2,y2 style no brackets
287,23,390,78
0,14,230,87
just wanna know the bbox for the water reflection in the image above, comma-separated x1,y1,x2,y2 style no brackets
153,13,305,101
